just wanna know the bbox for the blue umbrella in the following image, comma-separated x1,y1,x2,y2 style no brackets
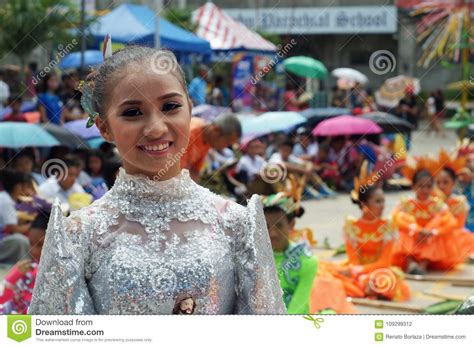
64,119,101,139
192,104,231,122
239,112,307,136
59,50,104,69
0,122,60,148
300,107,351,120
88,137,106,149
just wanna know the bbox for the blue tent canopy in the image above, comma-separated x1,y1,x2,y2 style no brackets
89,3,211,54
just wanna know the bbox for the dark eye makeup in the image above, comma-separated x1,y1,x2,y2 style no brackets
120,102,182,117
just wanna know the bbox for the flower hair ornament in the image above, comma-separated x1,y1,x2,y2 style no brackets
76,34,113,128
351,160,380,203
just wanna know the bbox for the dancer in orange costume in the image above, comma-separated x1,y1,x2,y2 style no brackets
433,150,474,259
393,157,468,274
340,162,410,301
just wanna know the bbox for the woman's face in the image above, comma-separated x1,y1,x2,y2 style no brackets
361,188,385,219
47,75,59,91
98,63,191,180
264,210,290,252
435,170,455,197
88,155,103,175
414,176,434,201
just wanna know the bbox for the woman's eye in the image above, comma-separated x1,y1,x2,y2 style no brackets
162,102,182,112
122,108,143,117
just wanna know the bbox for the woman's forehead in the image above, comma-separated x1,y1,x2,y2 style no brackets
109,68,185,101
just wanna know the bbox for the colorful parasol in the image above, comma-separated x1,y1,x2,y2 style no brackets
375,75,421,108
312,115,382,137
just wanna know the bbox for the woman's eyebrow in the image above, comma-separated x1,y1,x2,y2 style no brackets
158,92,183,100
119,100,141,106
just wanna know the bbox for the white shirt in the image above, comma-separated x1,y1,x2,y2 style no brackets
236,155,266,181
0,80,10,104
269,152,305,166
293,143,318,158
0,191,18,227
39,176,85,204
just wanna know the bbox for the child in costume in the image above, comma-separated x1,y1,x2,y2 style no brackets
432,150,474,258
263,175,355,314
393,157,468,274
341,162,410,301
0,211,49,314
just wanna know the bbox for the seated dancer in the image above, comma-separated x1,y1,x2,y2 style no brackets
432,150,474,258
457,140,474,232
392,157,469,274
342,162,410,302
263,175,355,314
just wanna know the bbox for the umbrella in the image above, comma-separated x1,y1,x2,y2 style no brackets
332,68,368,84
361,112,414,133
88,137,106,149
239,111,306,136
300,107,351,128
191,104,231,122
375,75,421,108
300,107,351,120
41,123,90,148
64,119,101,139
59,50,104,69
337,78,356,90
0,122,59,148
284,56,328,79
312,115,382,137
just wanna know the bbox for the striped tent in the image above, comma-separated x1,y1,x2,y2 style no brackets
192,2,277,53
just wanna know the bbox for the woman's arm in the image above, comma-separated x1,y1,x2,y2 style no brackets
29,200,96,314
231,195,287,314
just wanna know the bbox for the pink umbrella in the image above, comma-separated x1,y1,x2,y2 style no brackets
312,115,382,136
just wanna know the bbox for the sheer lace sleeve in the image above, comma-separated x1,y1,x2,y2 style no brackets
227,195,286,314
29,200,95,314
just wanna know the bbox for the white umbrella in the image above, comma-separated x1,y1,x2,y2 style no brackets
332,68,368,84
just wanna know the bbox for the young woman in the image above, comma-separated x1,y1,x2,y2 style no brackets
29,46,285,314
392,158,468,274
342,163,410,302
433,150,474,258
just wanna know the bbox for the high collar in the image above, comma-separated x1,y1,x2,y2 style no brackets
110,167,195,200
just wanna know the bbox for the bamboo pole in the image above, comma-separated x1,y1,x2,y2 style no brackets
405,274,474,287
350,298,425,313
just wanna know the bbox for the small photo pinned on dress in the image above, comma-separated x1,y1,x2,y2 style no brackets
172,294,197,314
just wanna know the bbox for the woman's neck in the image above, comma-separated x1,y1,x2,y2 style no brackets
361,213,379,222
122,163,182,181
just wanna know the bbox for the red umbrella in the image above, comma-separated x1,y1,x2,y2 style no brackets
312,115,382,137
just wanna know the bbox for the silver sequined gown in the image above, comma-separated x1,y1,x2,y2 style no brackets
29,168,286,314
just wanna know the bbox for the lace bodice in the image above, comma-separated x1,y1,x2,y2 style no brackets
29,168,286,314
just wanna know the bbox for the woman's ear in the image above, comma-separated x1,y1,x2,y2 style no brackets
187,97,193,117
95,117,114,143
289,218,296,230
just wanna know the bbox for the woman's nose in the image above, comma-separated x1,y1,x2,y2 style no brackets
143,111,169,138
